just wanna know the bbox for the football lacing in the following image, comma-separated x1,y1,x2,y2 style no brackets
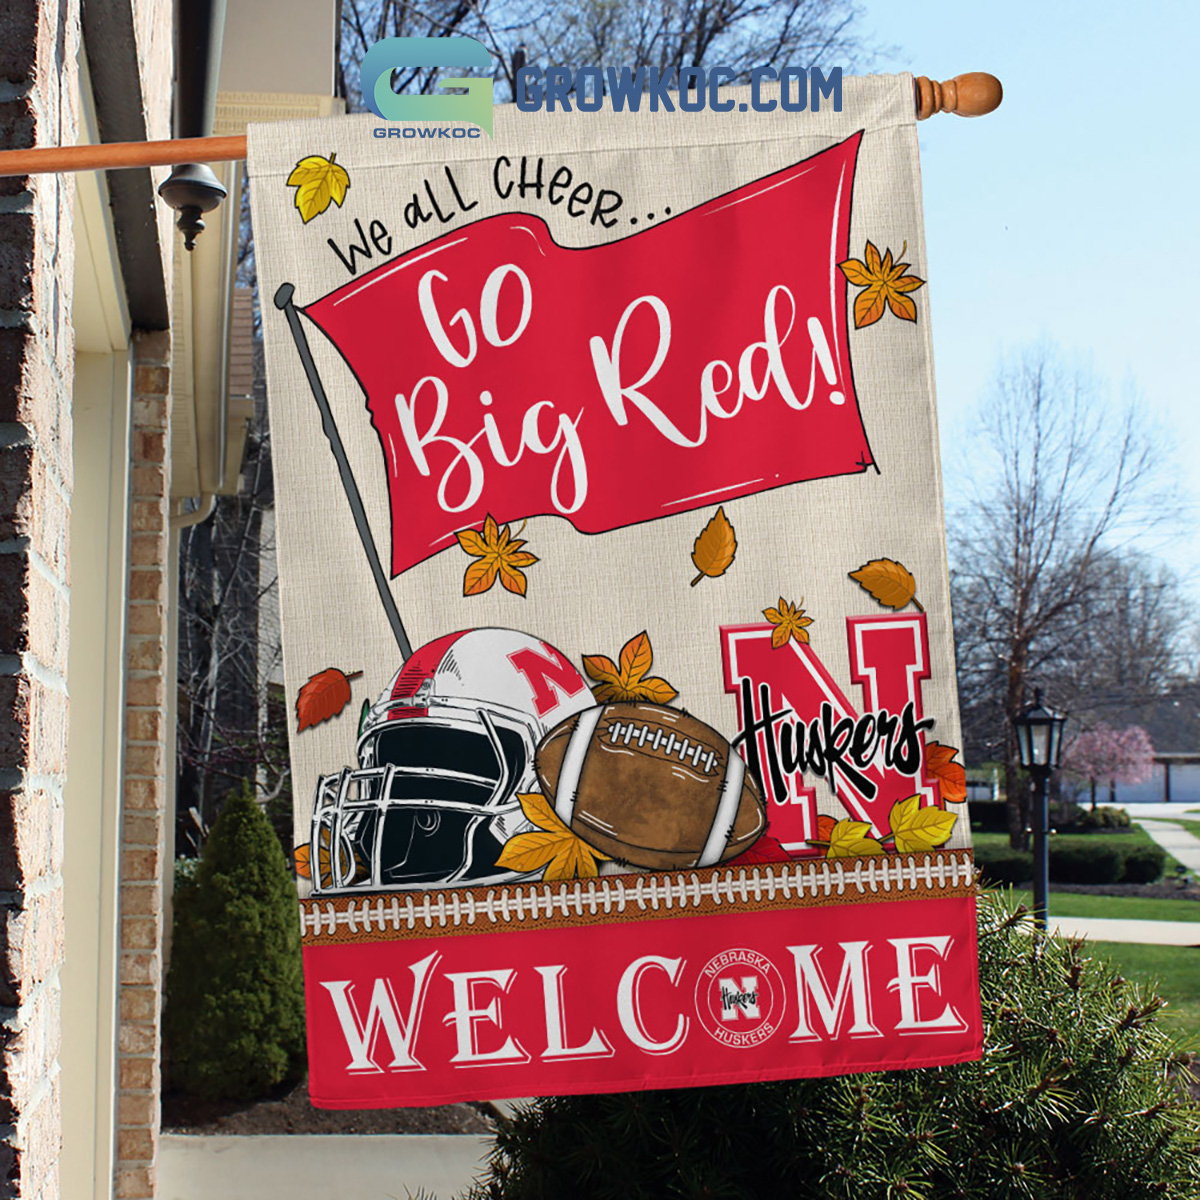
298,851,979,939
606,719,718,774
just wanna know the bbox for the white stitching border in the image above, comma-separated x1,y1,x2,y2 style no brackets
299,852,976,939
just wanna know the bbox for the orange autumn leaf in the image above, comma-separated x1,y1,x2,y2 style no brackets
456,514,539,597
620,631,654,681
296,667,363,731
925,741,967,804
582,631,678,704
839,239,925,328
580,653,621,687
690,506,737,586
848,558,924,612
496,792,610,881
763,597,814,649
293,843,312,879
311,825,364,888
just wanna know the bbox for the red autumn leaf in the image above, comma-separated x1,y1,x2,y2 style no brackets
296,667,362,732
728,833,794,866
815,814,837,843
925,741,967,804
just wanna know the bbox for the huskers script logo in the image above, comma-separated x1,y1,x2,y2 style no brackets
722,613,939,851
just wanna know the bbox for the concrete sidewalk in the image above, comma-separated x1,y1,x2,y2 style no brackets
1049,916,1200,946
159,1134,490,1200
1133,818,1200,873
1124,804,1200,820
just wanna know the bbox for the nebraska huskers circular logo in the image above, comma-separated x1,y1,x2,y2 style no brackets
694,949,784,1048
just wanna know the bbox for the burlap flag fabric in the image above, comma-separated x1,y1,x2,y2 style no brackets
248,72,981,1109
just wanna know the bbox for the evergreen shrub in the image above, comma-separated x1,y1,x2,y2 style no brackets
1122,844,1167,884
1050,800,1087,829
1049,840,1124,884
1078,806,1132,831
163,780,306,1100
973,843,1031,885
969,802,1010,834
469,892,1200,1200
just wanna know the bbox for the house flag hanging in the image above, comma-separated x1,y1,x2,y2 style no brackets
248,72,982,1110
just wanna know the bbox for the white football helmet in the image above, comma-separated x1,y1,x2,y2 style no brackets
309,628,593,894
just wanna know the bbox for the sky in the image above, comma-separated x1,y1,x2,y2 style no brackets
864,0,1199,591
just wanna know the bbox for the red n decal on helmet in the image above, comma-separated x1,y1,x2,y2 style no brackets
508,643,588,718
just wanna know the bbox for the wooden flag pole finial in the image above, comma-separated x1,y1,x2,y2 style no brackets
915,72,1003,120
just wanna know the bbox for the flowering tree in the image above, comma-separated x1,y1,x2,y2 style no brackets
1063,723,1155,809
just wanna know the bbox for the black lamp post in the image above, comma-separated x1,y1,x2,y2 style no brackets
1013,689,1067,929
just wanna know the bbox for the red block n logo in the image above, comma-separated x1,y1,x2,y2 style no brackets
721,615,938,853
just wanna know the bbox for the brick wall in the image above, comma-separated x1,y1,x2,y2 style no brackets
114,333,172,1200
0,1,80,1197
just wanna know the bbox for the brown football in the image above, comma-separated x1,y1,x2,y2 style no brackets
535,702,765,870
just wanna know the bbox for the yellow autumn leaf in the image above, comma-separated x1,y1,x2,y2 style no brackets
888,794,957,853
854,283,888,330
545,838,605,882
826,818,884,859
494,828,568,873
286,153,351,224
633,677,679,705
495,792,610,881
456,514,539,597
515,790,565,834
690,506,737,585
763,596,814,650
582,631,677,704
848,558,924,612
838,239,925,329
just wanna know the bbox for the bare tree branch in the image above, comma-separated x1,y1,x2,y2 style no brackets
950,345,1187,848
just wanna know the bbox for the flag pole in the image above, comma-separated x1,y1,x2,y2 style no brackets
0,73,1002,177
273,282,413,661
0,134,247,177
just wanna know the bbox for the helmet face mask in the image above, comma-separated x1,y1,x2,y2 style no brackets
309,629,593,894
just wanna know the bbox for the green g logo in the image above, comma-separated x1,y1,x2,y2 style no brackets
361,37,494,136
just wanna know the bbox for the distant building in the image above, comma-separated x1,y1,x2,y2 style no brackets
1079,684,1200,805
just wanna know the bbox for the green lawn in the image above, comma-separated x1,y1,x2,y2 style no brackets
1174,819,1200,842
973,828,1162,852
969,827,1200,1040
1006,888,1200,923
1085,941,1200,1041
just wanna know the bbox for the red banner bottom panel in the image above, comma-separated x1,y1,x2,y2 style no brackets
302,863,981,1108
